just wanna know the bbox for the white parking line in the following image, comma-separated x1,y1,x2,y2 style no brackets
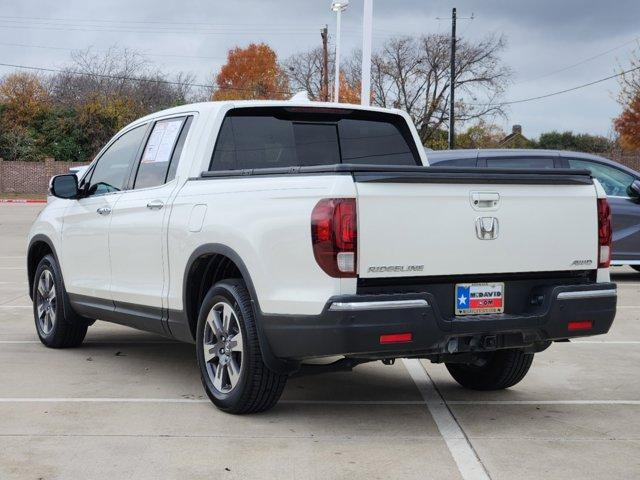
0,306,31,308
0,397,636,406
446,400,640,405
0,340,179,345
571,340,640,344
0,267,24,270
403,359,491,480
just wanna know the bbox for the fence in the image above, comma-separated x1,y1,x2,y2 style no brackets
609,152,640,172
0,158,89,195
1,152,640,195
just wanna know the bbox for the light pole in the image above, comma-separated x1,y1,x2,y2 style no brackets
331,0,349,102
360,0,373,106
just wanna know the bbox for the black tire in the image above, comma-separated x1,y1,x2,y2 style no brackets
445,349,534,391
631,266,640,273
196,279,287,414
32,254,88,348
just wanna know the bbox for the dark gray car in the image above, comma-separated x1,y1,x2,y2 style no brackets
427,149,640,269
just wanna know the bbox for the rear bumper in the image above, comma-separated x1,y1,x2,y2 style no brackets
262,282,617,359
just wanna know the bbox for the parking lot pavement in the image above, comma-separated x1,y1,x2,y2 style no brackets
1,204,639,480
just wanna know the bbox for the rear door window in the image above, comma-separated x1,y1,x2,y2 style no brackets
485,157,556,169
134,117,187,189
209,108,419,171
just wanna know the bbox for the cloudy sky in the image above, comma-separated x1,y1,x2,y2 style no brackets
1,0,639,138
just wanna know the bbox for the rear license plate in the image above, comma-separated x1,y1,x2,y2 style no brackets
455,282,504,315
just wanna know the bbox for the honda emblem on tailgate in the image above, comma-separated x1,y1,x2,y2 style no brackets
475,217,499,240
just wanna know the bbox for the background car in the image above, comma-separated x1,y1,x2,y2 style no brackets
427,149,640,270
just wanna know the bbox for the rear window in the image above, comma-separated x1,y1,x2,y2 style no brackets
209,107,419,171
485,157,555,169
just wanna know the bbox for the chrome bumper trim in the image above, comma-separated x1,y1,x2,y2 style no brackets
329,299,429,312
557,289,617,300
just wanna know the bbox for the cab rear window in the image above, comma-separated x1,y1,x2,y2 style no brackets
209,107,419,171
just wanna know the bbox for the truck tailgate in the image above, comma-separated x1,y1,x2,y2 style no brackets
355,167,598,278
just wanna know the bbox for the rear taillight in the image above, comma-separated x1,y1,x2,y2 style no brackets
311,198,357,277
597,198,612,268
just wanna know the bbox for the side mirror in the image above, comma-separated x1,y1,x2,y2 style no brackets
628,180,640,200
49,174,79,199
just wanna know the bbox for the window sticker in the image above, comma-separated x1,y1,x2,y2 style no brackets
142,119,183,164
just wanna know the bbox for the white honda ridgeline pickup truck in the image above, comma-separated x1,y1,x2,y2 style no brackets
28,100,617,413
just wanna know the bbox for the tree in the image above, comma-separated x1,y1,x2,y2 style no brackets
614,44,640,150
0,72,51,126
212,43,289,101
0,46,197,161
456,121,506,149
614,95,640,150
283,47,330,101
51,47,194,115
345,33,511,145
535,131,614,153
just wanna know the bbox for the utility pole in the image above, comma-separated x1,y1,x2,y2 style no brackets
321,25,329,101
449,7,457,149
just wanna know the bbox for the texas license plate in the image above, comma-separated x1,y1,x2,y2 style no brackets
455,282,504,315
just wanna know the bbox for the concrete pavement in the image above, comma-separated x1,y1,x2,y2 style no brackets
1,204,638,479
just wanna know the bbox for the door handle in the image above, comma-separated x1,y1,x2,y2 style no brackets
471,192,500,209
96,207,111,216
146,200,164,210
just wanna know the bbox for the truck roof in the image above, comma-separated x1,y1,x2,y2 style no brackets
132,100,410,125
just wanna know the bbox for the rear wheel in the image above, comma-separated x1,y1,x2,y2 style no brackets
32,255,88,348
445,349,534,391
196,279,287,414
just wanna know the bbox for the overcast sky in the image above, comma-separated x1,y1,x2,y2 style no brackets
1,0,639,138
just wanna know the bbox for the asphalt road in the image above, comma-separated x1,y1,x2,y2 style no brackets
1,204,639,480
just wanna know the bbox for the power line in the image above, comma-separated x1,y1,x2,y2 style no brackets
472,64,640,107
516,35,640,84
0,41,227,61
0,61,213,87
0,14,406,36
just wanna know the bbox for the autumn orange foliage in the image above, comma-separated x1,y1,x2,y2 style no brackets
615,94,640,150
212,43,290,101
338,73,360,104
0,72,51,126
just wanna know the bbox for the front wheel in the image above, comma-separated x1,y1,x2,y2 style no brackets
445,349,534,391
32,254,88,348
196,279,287,414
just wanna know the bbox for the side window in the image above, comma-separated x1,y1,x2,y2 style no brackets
87,125,146,196
485,157,555,169
134,117,186,189
569,159,634,197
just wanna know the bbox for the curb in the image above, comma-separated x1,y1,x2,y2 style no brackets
0,199,47,204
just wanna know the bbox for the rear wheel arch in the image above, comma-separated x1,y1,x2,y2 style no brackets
182,244,298,375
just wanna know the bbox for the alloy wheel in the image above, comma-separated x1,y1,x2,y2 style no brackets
36,269,57,335
203,301,244,394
